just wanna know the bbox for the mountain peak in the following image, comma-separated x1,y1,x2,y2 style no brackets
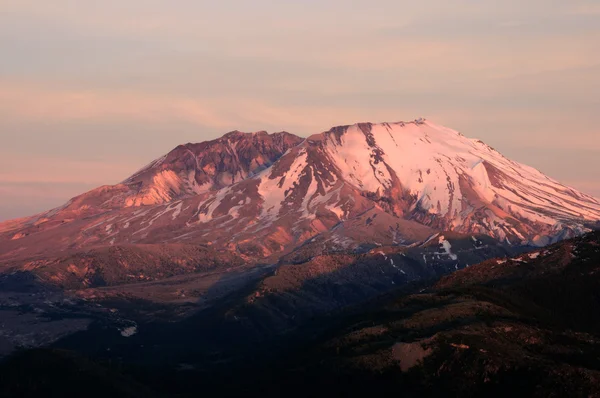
221,130,296,139
1,120,599,264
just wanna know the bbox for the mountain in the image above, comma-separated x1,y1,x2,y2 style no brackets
0,114,599,397
1,130,302,228
1,119,599,287
121,130,303,206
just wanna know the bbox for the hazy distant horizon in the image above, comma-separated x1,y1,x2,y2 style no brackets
1,0,599,221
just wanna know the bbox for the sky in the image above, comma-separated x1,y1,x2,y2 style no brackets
1,0,599,221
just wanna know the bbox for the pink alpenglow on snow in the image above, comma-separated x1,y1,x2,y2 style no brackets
1,120,599,265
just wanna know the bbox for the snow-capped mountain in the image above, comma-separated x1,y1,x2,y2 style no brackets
313,120,600,244
1,119,599,266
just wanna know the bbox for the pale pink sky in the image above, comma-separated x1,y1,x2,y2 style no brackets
0,0,599,220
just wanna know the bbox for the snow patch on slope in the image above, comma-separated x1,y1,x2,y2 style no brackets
438,235,458,261
258,149,309,222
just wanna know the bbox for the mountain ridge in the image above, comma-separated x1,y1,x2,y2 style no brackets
0,119,598,275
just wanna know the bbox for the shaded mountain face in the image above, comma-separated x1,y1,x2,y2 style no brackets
0,120,599,283
2,233,599,398
250,230,600,398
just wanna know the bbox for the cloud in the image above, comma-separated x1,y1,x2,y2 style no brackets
2,79,599,149
0,153,142,186
0,81,234,129
569,3,600,16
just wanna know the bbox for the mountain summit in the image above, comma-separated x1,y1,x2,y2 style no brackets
1,119,599,267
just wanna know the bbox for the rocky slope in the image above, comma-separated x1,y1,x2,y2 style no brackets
0,119,598,286
0,131,302,250
252,230,600,397
2,232,599,398
122,130,303,206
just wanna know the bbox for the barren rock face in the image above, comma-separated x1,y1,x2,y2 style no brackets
120,130,305,207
